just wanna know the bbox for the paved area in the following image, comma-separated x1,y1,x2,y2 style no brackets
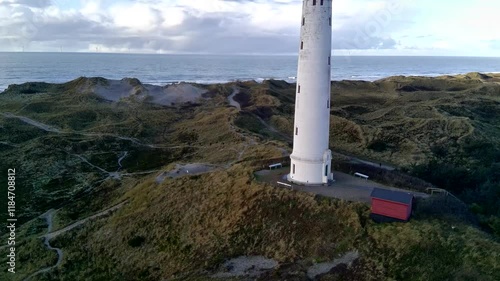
256,169,428,203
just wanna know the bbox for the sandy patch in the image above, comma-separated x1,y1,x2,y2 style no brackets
147,83,207,106
307,251,359,279
93,79,146,102
211,256,278,278
92,79,207,105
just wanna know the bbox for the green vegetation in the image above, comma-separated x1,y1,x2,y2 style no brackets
410,140,500,236
234,113,267,134
0,74,499,280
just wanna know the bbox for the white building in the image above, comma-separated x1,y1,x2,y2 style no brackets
288,0,333,185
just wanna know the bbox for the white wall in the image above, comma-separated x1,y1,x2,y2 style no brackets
289,0,333,185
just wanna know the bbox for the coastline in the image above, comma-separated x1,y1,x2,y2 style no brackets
2,54,500,92
0,66,499,281
2,71,500,95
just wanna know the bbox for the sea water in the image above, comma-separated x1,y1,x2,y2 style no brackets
1,52,500,91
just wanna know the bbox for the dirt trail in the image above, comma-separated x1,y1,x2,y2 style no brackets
1,111,192,180
225,87,389,171
72,154,109,174
225,87,259,166
45,201,127,240
307,251,360,279
156,87,258,177
212,256,278,278
1,112,61,133
0,141,18,147
253,113,291,141
227,87,241,110
251,115,396,171
2,110,226,187
1,111,186,150
23,210,62,281
226,93,393,172
24,202,127,280
2,104,397,174
334,151,395,171
117,151,128,170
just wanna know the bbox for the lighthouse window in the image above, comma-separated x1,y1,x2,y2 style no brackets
293,164,296,174
300,41,304,49
327,99,330,108
295,127,299,135
328,56,331,65
312,0,316,5
321,0,324,5
302,17,305,26
325,165,328,176
298,85,301,93
329,17,331,26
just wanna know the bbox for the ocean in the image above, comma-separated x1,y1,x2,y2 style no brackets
1,52,500,91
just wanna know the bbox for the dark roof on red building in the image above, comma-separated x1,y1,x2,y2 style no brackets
371,188,413,205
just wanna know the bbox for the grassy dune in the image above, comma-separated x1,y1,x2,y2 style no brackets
0,74,499,280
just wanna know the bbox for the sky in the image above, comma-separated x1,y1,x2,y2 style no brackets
0,0,499,56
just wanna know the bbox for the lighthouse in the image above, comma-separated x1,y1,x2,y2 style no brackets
288,0,333,185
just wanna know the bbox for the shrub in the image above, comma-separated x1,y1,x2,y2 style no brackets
128,236,146,247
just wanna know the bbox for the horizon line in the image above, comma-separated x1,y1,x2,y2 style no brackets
0,51,499,58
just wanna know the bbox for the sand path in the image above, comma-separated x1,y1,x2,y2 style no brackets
1,112,61,133
23,201,127,280
227,87,241,110
23,210,62,281
211,256,278,278
307,251,360,279
44,201,127,240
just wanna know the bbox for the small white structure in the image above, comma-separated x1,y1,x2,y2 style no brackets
354,172,369,180
277,181,293,188
288,0,333,185
269,163,283,170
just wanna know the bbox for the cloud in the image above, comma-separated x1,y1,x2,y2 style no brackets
0,0,496,55
0,0,299,53
0,0,52,8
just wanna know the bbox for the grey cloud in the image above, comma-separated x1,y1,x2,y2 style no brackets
0,0,405,53
32,20,113,41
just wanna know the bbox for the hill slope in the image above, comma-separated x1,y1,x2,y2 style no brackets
0,74,499,280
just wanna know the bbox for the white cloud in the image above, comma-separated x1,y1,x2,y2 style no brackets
0,0,498,56
160,6,185,27
111,3,162,32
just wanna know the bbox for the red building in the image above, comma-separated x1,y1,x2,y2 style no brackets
370,188,414,221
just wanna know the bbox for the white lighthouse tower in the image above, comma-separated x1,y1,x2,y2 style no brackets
288,0,333,185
